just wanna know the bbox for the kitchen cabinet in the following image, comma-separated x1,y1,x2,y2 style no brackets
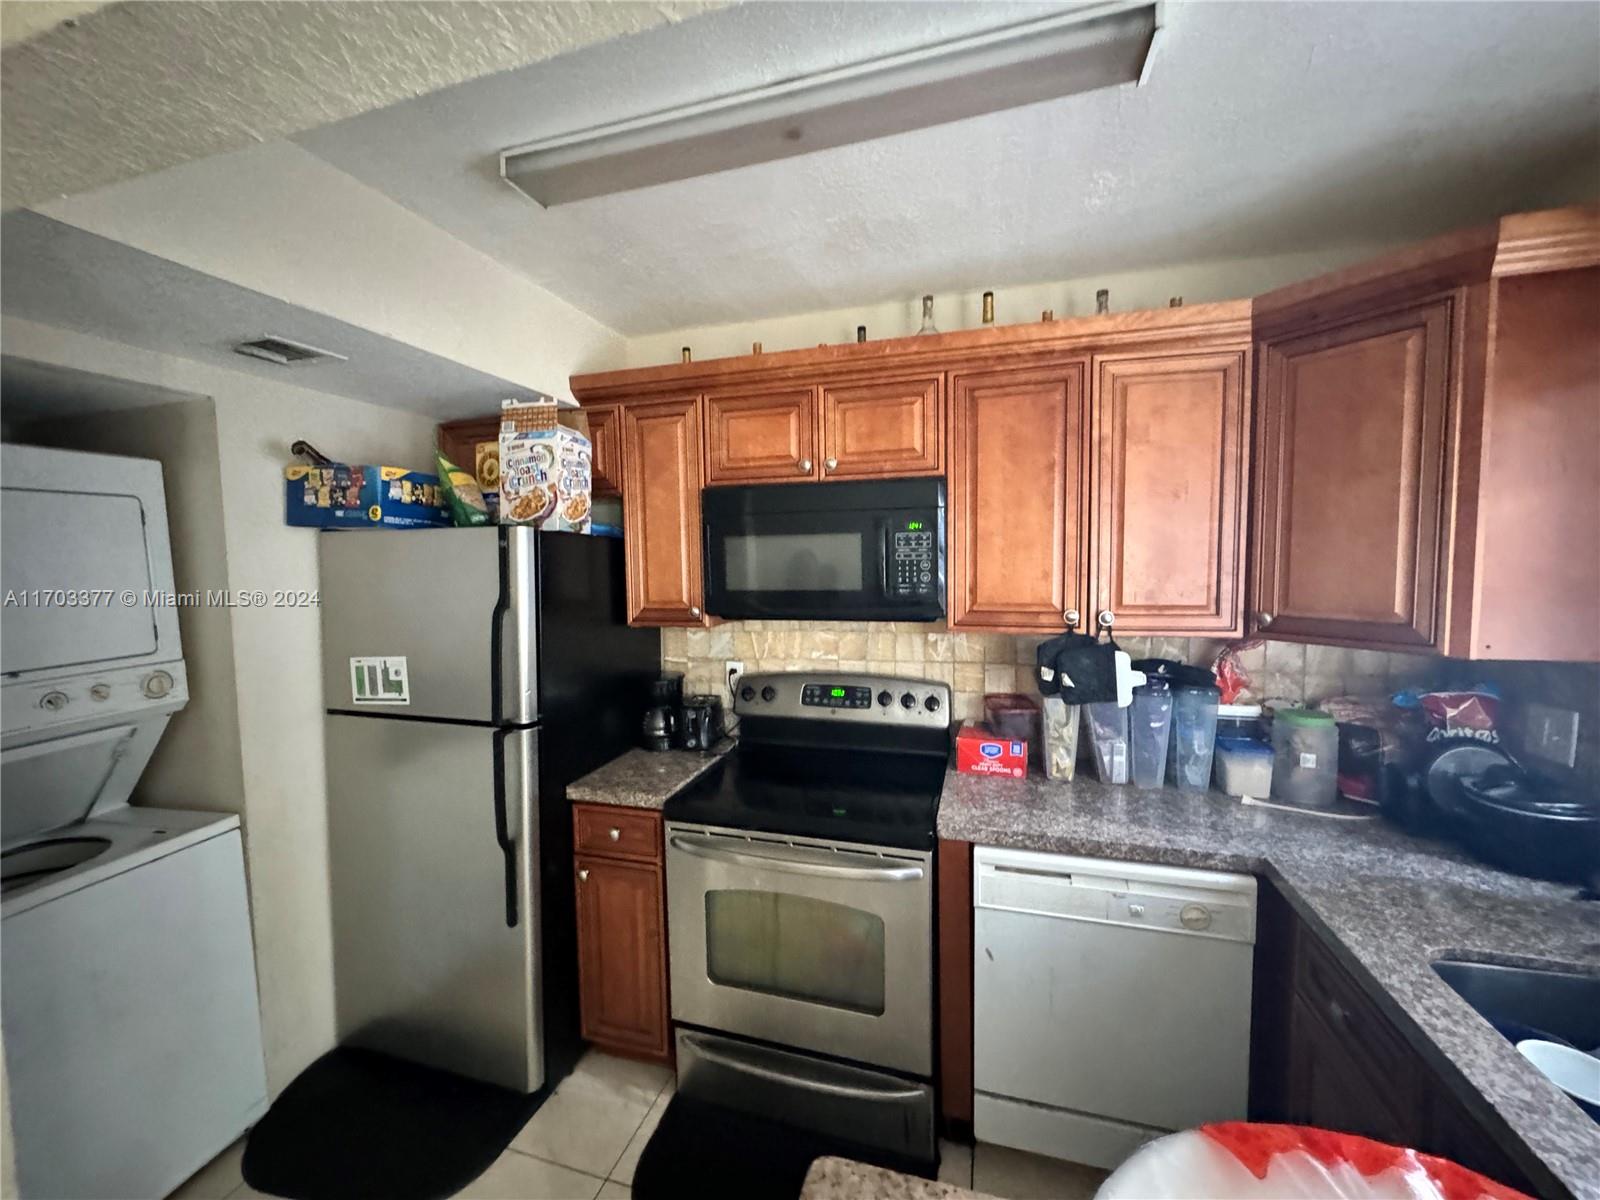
1090,351,1248,636
704,386,817,483
584,403,623,497
621,395,707,626
573,804,670,1063
821,374,943,479
1253,205,1600,659
947,361,1087,632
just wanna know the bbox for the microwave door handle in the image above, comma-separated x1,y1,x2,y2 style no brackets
878,519,890,600
669,834,924,883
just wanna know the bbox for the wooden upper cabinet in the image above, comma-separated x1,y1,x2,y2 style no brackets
621,395,707,626
1254,299,1453,650
821,375,943,479
584,403,623,497
948,362,1086,632
1092,352,1247,636
704,386,818,483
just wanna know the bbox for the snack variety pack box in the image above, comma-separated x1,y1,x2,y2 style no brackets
498,398,593,531
284,464,451,529
956,721,1030,778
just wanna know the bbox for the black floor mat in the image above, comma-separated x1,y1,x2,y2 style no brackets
241,1047,549,1200
633,1092,936,1200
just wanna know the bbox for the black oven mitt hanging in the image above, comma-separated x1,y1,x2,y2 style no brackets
1034,632,1121,704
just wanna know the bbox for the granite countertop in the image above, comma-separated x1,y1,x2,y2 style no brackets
939,769,1600,1200
800,1157,990,1200
567,738,733,809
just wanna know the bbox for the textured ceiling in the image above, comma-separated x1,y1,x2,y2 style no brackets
295,0,1600,334
1,0,725,210
0,211,531,418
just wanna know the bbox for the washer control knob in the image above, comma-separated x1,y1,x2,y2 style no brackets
143,671,174,699
924,694,942,712
760,686,776,703
89,683,111,701
740,685,755,701
877,690,893,707
1180,903,1213,931
39,690,69,712
900,692,916,709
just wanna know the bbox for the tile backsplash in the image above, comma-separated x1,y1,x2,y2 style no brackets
664,623,1597,784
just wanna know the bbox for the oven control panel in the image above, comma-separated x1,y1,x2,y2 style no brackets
890,524,937,598
738,672,950,729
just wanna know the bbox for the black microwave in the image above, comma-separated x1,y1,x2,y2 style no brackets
702,478,946,622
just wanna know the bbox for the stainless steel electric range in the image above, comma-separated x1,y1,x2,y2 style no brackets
661,671,951,1169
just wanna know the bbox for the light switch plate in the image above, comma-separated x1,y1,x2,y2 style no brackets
1524,703,1579,769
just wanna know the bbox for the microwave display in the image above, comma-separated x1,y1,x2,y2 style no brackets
702,478,946,622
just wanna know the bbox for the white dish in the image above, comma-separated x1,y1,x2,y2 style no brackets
1517,1038,1600,1105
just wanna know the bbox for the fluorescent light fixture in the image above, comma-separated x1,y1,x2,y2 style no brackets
501,2,1158,207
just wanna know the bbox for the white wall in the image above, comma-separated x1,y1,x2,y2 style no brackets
620,243,1398,368
3,316,437,1095
36,141,626,399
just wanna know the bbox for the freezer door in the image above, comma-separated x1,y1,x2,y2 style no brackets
319,527,538,725
327,714,542,1092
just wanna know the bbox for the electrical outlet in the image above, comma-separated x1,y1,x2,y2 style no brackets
1524,703,1579,769
725,660,745,697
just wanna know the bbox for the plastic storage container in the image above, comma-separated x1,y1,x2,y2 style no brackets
985,693,1041,761
1084,702,1130,785
1169,683,1221,790
1270,709,1339,808
1129,678,1173,789
1041,697,1080,782
1216,703,1265,743
1214,736,1274,799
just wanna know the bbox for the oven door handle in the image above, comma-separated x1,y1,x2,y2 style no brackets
668,834,925,883
680,1032,928,1102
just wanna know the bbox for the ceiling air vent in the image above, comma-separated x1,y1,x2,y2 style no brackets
233,336,349,366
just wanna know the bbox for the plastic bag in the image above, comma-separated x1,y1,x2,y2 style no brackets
435,451,490,527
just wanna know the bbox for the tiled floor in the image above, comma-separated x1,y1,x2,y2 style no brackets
171,1049,1105,1200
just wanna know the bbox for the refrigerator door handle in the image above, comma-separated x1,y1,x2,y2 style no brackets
494,527,538,726
491,728,520,927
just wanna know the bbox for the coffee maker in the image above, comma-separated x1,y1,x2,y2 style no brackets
642,673,683,752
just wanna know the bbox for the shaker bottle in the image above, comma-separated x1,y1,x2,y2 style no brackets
1169,683,1221,790
1129,677,1173,789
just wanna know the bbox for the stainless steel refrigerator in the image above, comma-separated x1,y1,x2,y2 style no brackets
319,527,659,1093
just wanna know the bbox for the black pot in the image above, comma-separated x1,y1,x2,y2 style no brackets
1455,768,1600,884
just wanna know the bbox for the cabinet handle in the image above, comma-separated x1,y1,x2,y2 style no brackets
1064,609,1081,628
608,827,621,841
798,459,813,473
1097,610,1115,629
577,868,589,882
690,606,702,619
825,457,838,471
1256,612,1274,629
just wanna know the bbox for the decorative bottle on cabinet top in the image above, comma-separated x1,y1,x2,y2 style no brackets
917,295,938,335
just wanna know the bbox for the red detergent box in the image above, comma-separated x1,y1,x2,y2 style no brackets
956,721,1029,779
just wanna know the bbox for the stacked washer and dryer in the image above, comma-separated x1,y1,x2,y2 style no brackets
1,444,267,1200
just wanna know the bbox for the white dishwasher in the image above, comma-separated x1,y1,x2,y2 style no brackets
973,846,1256,1170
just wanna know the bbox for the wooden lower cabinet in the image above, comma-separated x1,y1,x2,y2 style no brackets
573,804,670,1063
947,361,1087,632
1091,351,1248,636
621,395,707,626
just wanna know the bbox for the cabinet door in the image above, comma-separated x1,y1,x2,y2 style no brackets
1092,352,1247,636
1254,300,1453,649
585,404,623,497
821,375,942,479
575,854,669,1060
948,362,1087,631
622,396,706,626
1286,994,1415,1147
704,387,817,483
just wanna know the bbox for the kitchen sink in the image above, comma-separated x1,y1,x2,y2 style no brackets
1432,959,1600,1052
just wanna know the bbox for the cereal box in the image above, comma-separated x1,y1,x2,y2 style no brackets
284,463,451,529
498,398,593,531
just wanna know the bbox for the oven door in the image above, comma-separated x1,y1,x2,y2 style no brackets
665,823,933,1077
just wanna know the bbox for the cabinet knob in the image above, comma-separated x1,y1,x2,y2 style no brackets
825,457,838,471
1097,610,1115,629
798,459,812,473
1256,612,1274,629
577,868,589,882
690,606,701,619
1063,609,1081,628
608,827,620,841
